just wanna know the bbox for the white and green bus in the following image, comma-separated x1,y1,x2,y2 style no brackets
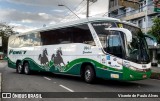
8,17,151,83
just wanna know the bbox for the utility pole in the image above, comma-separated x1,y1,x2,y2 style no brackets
145,0,148,34
86,0,89,18
86,0,97,18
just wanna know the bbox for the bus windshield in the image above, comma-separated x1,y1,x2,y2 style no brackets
92,22,150,64
127,34,150,63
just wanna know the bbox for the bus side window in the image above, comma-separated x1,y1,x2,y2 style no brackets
58,28,72,44
19,35,32,47
40,28,72,45
72,24,95,46
107,34,123,58
9,39,15,48
34,33,41,46
13,37,20,48
40,24,95,46
19,36,25,47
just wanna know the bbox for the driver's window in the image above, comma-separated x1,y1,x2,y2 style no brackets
107,34,123,58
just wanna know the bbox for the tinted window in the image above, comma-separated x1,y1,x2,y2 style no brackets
92,22,117,35
34,33,41,46
72,24,95,46
40,24,95,46
107,34,123,58
10,33,41,48
40,28,72,45
19,34,34,47
92,22,117,48
9,33,41,48
9,39,15,48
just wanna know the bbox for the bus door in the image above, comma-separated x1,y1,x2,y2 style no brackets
105,31,123,71
105,28,132,72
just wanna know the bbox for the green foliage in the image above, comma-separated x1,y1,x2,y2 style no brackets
148,17,160,43
0,23,15,53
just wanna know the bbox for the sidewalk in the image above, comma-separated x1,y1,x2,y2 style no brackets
150,66,160,80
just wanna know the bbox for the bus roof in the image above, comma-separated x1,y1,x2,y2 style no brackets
16,17,120,36
122,21,139,28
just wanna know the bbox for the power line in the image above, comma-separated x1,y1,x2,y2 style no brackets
77,2,94,15
67,0,97,19
63,0,96,20
76,2,87,12
66,2,88,19
66,3,90,19
63,0,85,19
90,12,108,17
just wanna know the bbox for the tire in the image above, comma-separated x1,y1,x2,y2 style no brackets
24,62,31,75
84,65,95,83
16,62,23,74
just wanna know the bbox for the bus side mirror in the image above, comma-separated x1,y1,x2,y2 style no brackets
105,28,132,43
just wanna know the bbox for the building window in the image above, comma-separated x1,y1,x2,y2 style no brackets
138,19,142,28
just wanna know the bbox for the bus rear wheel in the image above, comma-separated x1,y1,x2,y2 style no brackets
24,62,31,75
84,65,95,83
16,62,23,74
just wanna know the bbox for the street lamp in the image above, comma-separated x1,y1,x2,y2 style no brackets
58,4,80,19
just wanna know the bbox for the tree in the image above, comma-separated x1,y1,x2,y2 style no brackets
0,22,15,54
148,17,160,43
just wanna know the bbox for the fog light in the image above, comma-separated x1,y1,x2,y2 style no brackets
130,75,133,78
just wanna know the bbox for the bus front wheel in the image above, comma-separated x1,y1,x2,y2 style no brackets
16,62,23,74
24,62,31,75
84,65,95,83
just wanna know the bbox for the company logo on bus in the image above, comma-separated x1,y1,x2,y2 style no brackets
9,49,27,55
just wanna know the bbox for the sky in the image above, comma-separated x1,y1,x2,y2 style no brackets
0,0,109,33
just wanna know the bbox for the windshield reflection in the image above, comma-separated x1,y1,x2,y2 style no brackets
127,36,150,63
128,37,139,61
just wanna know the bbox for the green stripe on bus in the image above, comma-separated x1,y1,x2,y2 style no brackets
7,57,151,81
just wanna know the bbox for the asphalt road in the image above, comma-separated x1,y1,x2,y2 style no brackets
0,61,160,101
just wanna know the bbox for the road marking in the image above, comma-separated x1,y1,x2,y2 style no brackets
44,77,51,81
59,85,74,92
84,97,88,99
53,82,57,83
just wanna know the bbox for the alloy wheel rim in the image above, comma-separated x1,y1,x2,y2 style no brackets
25,65,28,74
18,65,22,73
85,69,91,81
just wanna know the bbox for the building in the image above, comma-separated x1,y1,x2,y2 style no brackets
109,0,160,33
